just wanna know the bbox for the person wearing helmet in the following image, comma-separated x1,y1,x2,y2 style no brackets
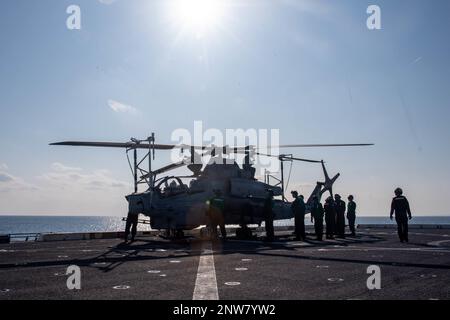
390,187,412,243
324,196,336,239
310,195,324,241
347,195,357,236
334,194,346,238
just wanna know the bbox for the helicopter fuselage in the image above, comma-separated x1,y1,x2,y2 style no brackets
126,162,293,230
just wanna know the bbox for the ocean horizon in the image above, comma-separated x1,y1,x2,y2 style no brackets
0,215,449,235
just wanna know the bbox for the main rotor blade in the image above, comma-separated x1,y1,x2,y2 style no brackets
141,161,186,179
289,156,322,163
50,141,176,150
51,141,374,151
256,153,321,163
259,143,374,149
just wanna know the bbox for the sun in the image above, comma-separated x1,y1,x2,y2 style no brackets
169,0,227,37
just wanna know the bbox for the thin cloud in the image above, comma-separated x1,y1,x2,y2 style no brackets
1,163,130,215
0,172,14,183
39,163,130,190
0,169,37,192
411,57,423,65
51,162,82,172
108,99,138,115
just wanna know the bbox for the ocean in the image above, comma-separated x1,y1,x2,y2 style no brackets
1,215,450,235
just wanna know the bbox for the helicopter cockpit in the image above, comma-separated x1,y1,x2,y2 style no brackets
155,176,188,197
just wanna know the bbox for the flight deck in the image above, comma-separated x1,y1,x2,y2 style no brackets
0,227,449,300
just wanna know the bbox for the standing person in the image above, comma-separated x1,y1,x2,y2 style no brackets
310,195,324,241
324,196,336,239
347,195,357,236
264,190,275,242
334,194,346,238
291,191,306,240
124,211,139,243
208,190,227,240
390,188,412,243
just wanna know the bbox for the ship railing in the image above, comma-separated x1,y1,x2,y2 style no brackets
8,233,41,242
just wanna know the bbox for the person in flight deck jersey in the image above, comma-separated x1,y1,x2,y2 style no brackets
124,210,139,243
291,191,306,240
324,196,336,239
390,188,412,243
346,195,357,236
208,189,227,239
264,190,275,242
310,195,324,241
334,194,346,238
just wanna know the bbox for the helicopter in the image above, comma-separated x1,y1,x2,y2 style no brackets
50,134,372,238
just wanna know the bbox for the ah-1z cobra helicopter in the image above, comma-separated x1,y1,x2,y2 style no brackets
51,134,372,238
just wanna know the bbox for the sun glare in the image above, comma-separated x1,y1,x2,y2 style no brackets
169,0,227,37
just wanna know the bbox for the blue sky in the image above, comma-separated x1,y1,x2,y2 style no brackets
0,0,449,216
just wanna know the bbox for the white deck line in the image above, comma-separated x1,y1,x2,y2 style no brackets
193,241,219,300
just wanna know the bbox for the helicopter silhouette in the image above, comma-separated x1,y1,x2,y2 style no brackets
51,135,371,238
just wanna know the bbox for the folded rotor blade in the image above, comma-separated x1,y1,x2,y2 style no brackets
141,161,186,179
289,156,323,163
255,153,322,163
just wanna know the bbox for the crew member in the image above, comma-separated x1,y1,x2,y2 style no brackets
291,191,306,240
324,196,335,239
390,188,412,243
124,210,139,243
310,195,324,241
264,190,275,242
334,194,346,238
347,195,357,236
208,190,227,239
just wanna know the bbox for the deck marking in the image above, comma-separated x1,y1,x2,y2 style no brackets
328,278,344,282
193,241,219,300
428,240,450,247
235,267,248,271
113,285,130,290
